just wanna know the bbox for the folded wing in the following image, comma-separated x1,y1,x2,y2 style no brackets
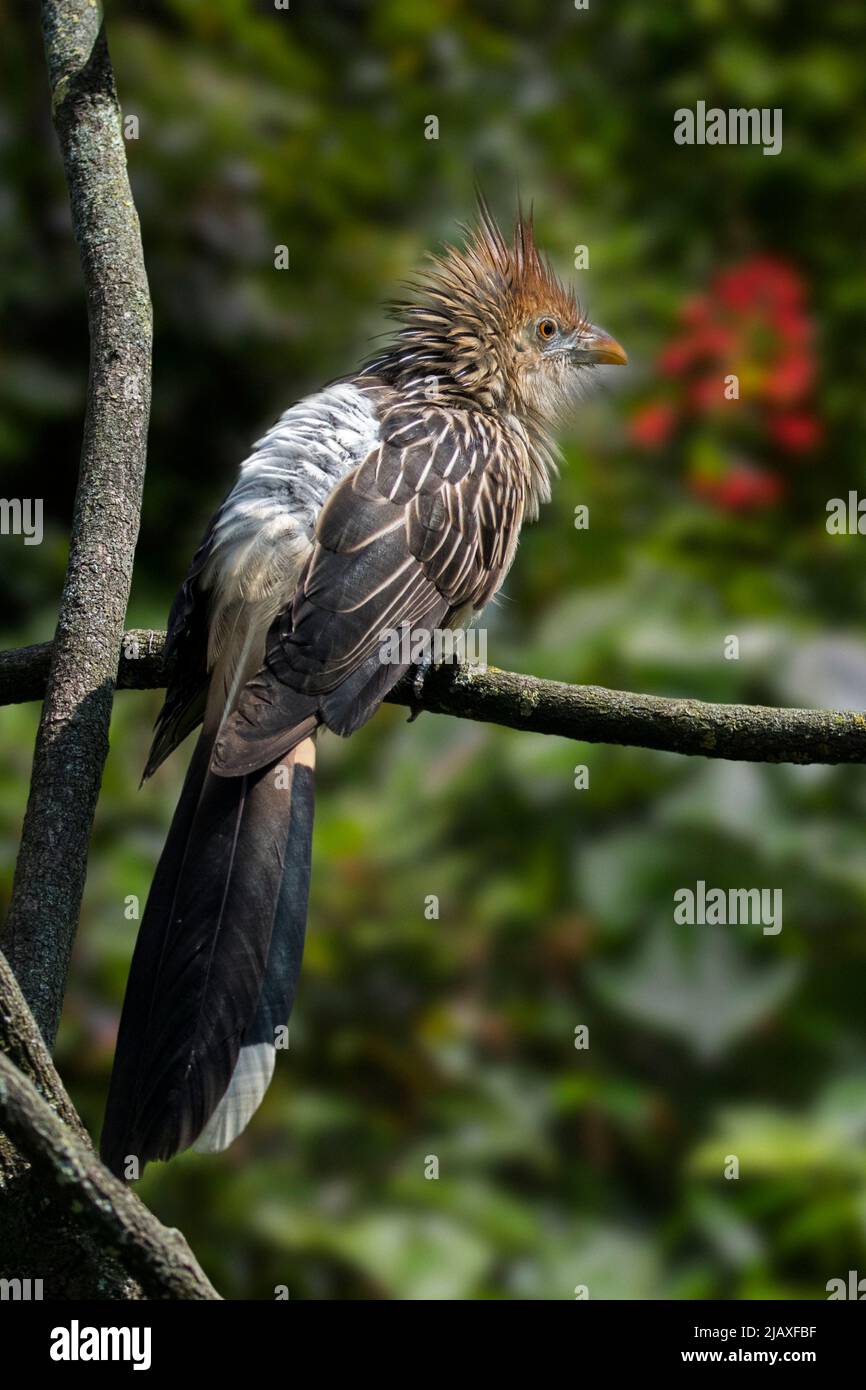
212,403,526,777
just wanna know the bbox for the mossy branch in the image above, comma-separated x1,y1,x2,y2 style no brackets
2,628,865,765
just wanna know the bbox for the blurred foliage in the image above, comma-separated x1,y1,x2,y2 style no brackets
2,0,866,1298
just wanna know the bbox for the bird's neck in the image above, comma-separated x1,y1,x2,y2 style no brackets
358,349,559,517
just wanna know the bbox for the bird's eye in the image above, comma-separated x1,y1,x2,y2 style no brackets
537,318,558,342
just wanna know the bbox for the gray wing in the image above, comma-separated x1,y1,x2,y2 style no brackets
211,403,526,777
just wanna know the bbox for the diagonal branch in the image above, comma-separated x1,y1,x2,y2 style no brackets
0,947,219,1299
1,2,153,1046
2,628,866,765
0,1050,220,1300
0,950,86,1142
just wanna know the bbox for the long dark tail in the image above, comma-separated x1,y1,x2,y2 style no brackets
100,733,315,1178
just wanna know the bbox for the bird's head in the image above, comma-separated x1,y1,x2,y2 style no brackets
391,198,627,423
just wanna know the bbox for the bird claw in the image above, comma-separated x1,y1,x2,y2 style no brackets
407,655,434,722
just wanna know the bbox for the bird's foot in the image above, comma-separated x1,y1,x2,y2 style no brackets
407,654,436,722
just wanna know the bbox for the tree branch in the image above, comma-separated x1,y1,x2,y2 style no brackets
0,1051,220,1299
0,950,86,1142
1,2,153,1045
0,948,219,1298
2,628,866,765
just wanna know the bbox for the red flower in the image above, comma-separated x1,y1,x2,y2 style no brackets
681,294,712,328
636,257,821,503
630,402,676,448
659,339,695,376
764,353,814,406
688,376,727,412
659,323,738,377
714,257,804,314
769,413,823,453
691,464,783,511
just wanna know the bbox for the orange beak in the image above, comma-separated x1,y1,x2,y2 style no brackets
571,324,628,367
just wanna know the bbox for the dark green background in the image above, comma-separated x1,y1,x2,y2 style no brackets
2,0,866,1298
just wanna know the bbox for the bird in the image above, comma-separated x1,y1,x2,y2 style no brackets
99,198,627,1177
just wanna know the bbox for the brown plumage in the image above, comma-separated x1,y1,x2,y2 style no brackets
101,202,626,1174
393,200,586,411
212,203,627,774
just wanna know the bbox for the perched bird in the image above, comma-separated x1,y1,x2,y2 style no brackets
100,200,626,1176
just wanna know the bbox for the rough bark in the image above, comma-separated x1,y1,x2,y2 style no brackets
3,628,866,765
0,948,138,1297
0,1,205,1301
0,1051,219,1300
0,951,85,1140
1,1,153,1047
0,949,218,1298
